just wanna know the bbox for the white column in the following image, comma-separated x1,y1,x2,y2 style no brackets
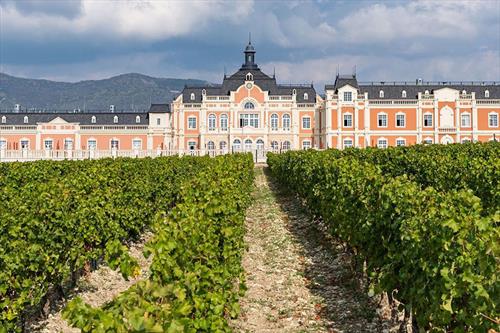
455,102,461,142
336,102,342,149
354,103,359,147
416,93,422,144
471,93,478,142
434,98,439,143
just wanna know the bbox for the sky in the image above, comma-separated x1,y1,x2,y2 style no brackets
1,0,499,90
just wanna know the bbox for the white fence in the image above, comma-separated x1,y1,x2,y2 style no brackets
0,148,285,163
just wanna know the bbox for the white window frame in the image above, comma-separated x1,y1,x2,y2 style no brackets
244,139,253,150
343,91,352,102
396,138,406,147
488,112,498,128
379,90,384,98
87,138,97,150
303,92,309,100
461,113,471,127
187,141,196,150
395,112,406,128
377,113,388,128
208,114,216,131
110,138,119,149
401,90,407,98
282,114,291,131
246,73,253,81
113,115,118,124
423,137,433,144
188,116,197,129
302,116,311,129
270,114,278,130
271,141,279,150
135,115,140,123
132,138,142,150
256,139,264,150
23,116,28,124
0,138,7,150
219,141,227,150
44,139,53,150
232,139,241,150
485,90,490,98
207,141,215,150
220,114,228,131
20,138,30,150
377,138,388,149
461,137,471,143
156,118,161,126
239,114,259,128
302,140,312,150
423,113,433,127
190,93,195,101
64,138,73,150
343,138,353,149
91,116,96,124
1,116,5,124
282,141,291,150
343,113,353,127
244,101,255,109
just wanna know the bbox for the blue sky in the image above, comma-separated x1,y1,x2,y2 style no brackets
1,0,499,90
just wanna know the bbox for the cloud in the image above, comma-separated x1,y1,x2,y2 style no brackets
0,0,254,41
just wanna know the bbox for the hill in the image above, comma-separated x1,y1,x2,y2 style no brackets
0,73,210,111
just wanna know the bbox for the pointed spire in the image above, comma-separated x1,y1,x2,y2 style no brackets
249,32,252,45
273,66,276,78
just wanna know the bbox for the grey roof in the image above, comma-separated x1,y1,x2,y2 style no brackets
325,75,500,99
148,103,171,113
182,68,315,103
0,112,149,125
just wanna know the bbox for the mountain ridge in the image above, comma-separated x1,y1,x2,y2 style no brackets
0,72,210,111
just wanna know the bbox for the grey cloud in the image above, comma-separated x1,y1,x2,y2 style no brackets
1,0,83,19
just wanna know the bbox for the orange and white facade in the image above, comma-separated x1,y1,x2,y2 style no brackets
323,75,500,149
0,42,499,161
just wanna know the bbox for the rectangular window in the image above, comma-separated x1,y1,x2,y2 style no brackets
132,139,142,150
111,139,119,149
44,140,53,150
157,118,161,126
302,117,311,129
302,141,311,150
343,91,352,102
188,117,197,129
239,114,259,128
88,139,97,150
423,138,433,144
489,114,498,127
343,114,352,127
423,114,433,127
396,114,405,127
343,139,353,148
220,116,228,131
64,139,73,150
378,114,387,127
20,140,29,149
377,139,388,149
461,113,471,127
396,139,406,147
188,141,196,150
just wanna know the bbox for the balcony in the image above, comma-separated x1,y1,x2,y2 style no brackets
438,127,456,133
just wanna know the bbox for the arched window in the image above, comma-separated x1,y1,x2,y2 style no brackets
302,140,311,150
113,115,118,123
220,114,228,131
208,114,216,131
379,90,384,98
23,116,28,124
292,89,297,95
244,101,255,109
303,92,309,100
233,139,241,150
462,90,466,95
207,141,215,150
135,115,140,123
282,141,291,150
271,141,279,150
244,139,252,150
282,114,291,130
270,114,278,130
401,90,407,98
91,116,96,124
485,90,490,98
256,139,264,150
424,90,429,96
245,73,253,81
190,93,195,100
0,138,7,150
219,141,227,150
1,116,5,124
202,89,206,95
377,138,388,149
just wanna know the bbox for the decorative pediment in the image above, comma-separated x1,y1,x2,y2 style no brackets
47,116,70,124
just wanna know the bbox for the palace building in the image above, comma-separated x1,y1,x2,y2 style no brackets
0,41,499,161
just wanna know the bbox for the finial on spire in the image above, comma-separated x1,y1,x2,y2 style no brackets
249,32,252,44
273,66,276,78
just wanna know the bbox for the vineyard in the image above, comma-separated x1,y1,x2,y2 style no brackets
0,154,254,332
268,142,499,332
0,143,498,332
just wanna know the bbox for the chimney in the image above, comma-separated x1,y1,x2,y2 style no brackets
110,105,115,112
14,104,21,112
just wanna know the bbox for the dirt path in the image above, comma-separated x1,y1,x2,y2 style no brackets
26,232,153,333
231,167,393,333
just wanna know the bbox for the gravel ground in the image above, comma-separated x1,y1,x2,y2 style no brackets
25,232,153,333
230,167,397,333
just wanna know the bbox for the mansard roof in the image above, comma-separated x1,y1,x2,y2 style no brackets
325,75,500,99
148,103,171,113
0,111,149,125
181,41,316,103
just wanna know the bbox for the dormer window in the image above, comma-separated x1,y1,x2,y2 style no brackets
244,101,255,109
401,90,407,98
424,90,429,96
245,73,253,81
292,89,297,95
190,93,195,100
379,90,384,98
303,92,308,100
91,116,96,124
344,91,352,102
135,115,140,123
1,116,5,124
23,116,28,124
113,115,118,123
202,89,206,95
485,90,490,98
462,90,466,95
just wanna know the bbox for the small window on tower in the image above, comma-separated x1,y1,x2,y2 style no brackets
343,91,352,101
246,73,253,81
485,90,490,98
304,93,308,100
190,93,195,100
